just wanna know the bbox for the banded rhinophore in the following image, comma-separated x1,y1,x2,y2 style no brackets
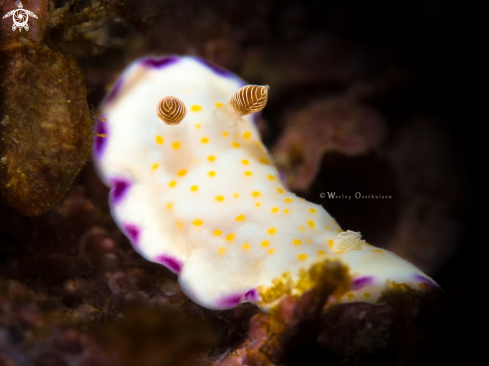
230,85,269,116
157,96,187,125
93,56,438,311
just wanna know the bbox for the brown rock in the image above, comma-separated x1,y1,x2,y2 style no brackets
0,43,92,216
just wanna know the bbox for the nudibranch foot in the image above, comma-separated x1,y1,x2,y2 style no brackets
93,55,438,312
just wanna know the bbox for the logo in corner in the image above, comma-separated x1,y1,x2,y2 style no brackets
3,1,38,32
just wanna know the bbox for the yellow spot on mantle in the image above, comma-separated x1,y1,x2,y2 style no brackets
195,123,201,129
364,293,371,299
218,247,226,254
156,135,164,145
293,239,302,246
283,209,289,213
236,214,245,221
221,131,229,137
252,191,260,197
177,169,187,176
151,163,159,170
232,142,240,148
207,155,216,161
233,193,239,198
243,131,251,139
191,105,202,112
308,220,315,228
284,198,293,203
268,248,275,254
208,171,216,177
190,185,199,191
318,250,325,255
226,233,235,241
255,202,261,207
241,159,249,165
169,180,177,187
261,241,269,247
267,228,277,234
193,219,203,226
201,137,209,144
259,157,271,165
172,141,180,149
242,243,250,250
328,239,334,248
277,188,284,194
267,175,275,181
215,102,223,108
245,171,253,176
166,203,172,210
213,230,222,236
216,196,224,202
372,250,383,253
309,208,317,213
298,254,307,261
271,207,279,213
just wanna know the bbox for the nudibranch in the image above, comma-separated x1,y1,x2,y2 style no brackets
93,56,438,311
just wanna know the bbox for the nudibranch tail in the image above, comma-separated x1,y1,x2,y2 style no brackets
93,55,438,312
157,96,187,125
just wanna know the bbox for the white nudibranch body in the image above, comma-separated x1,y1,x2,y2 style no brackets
93,56,438,311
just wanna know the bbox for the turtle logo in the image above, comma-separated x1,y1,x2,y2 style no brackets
3,1,38,32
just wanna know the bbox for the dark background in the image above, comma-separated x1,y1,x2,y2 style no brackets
0,0,483,364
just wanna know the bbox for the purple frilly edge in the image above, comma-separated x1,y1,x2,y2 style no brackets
350,276,375,291
122,223,141,248
194,57,233,77
102,57,179,106
140,56,180,69
100,55,248,114
216,289,259,308
93,117,108,159
194,56,247,86
139,55,232,78
110,178,131,205
412,274,439,289
138,55,241,81
155,255,184,274
351,274,439,292
105,78,123,104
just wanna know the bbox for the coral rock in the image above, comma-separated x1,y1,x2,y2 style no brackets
0,44,92,216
